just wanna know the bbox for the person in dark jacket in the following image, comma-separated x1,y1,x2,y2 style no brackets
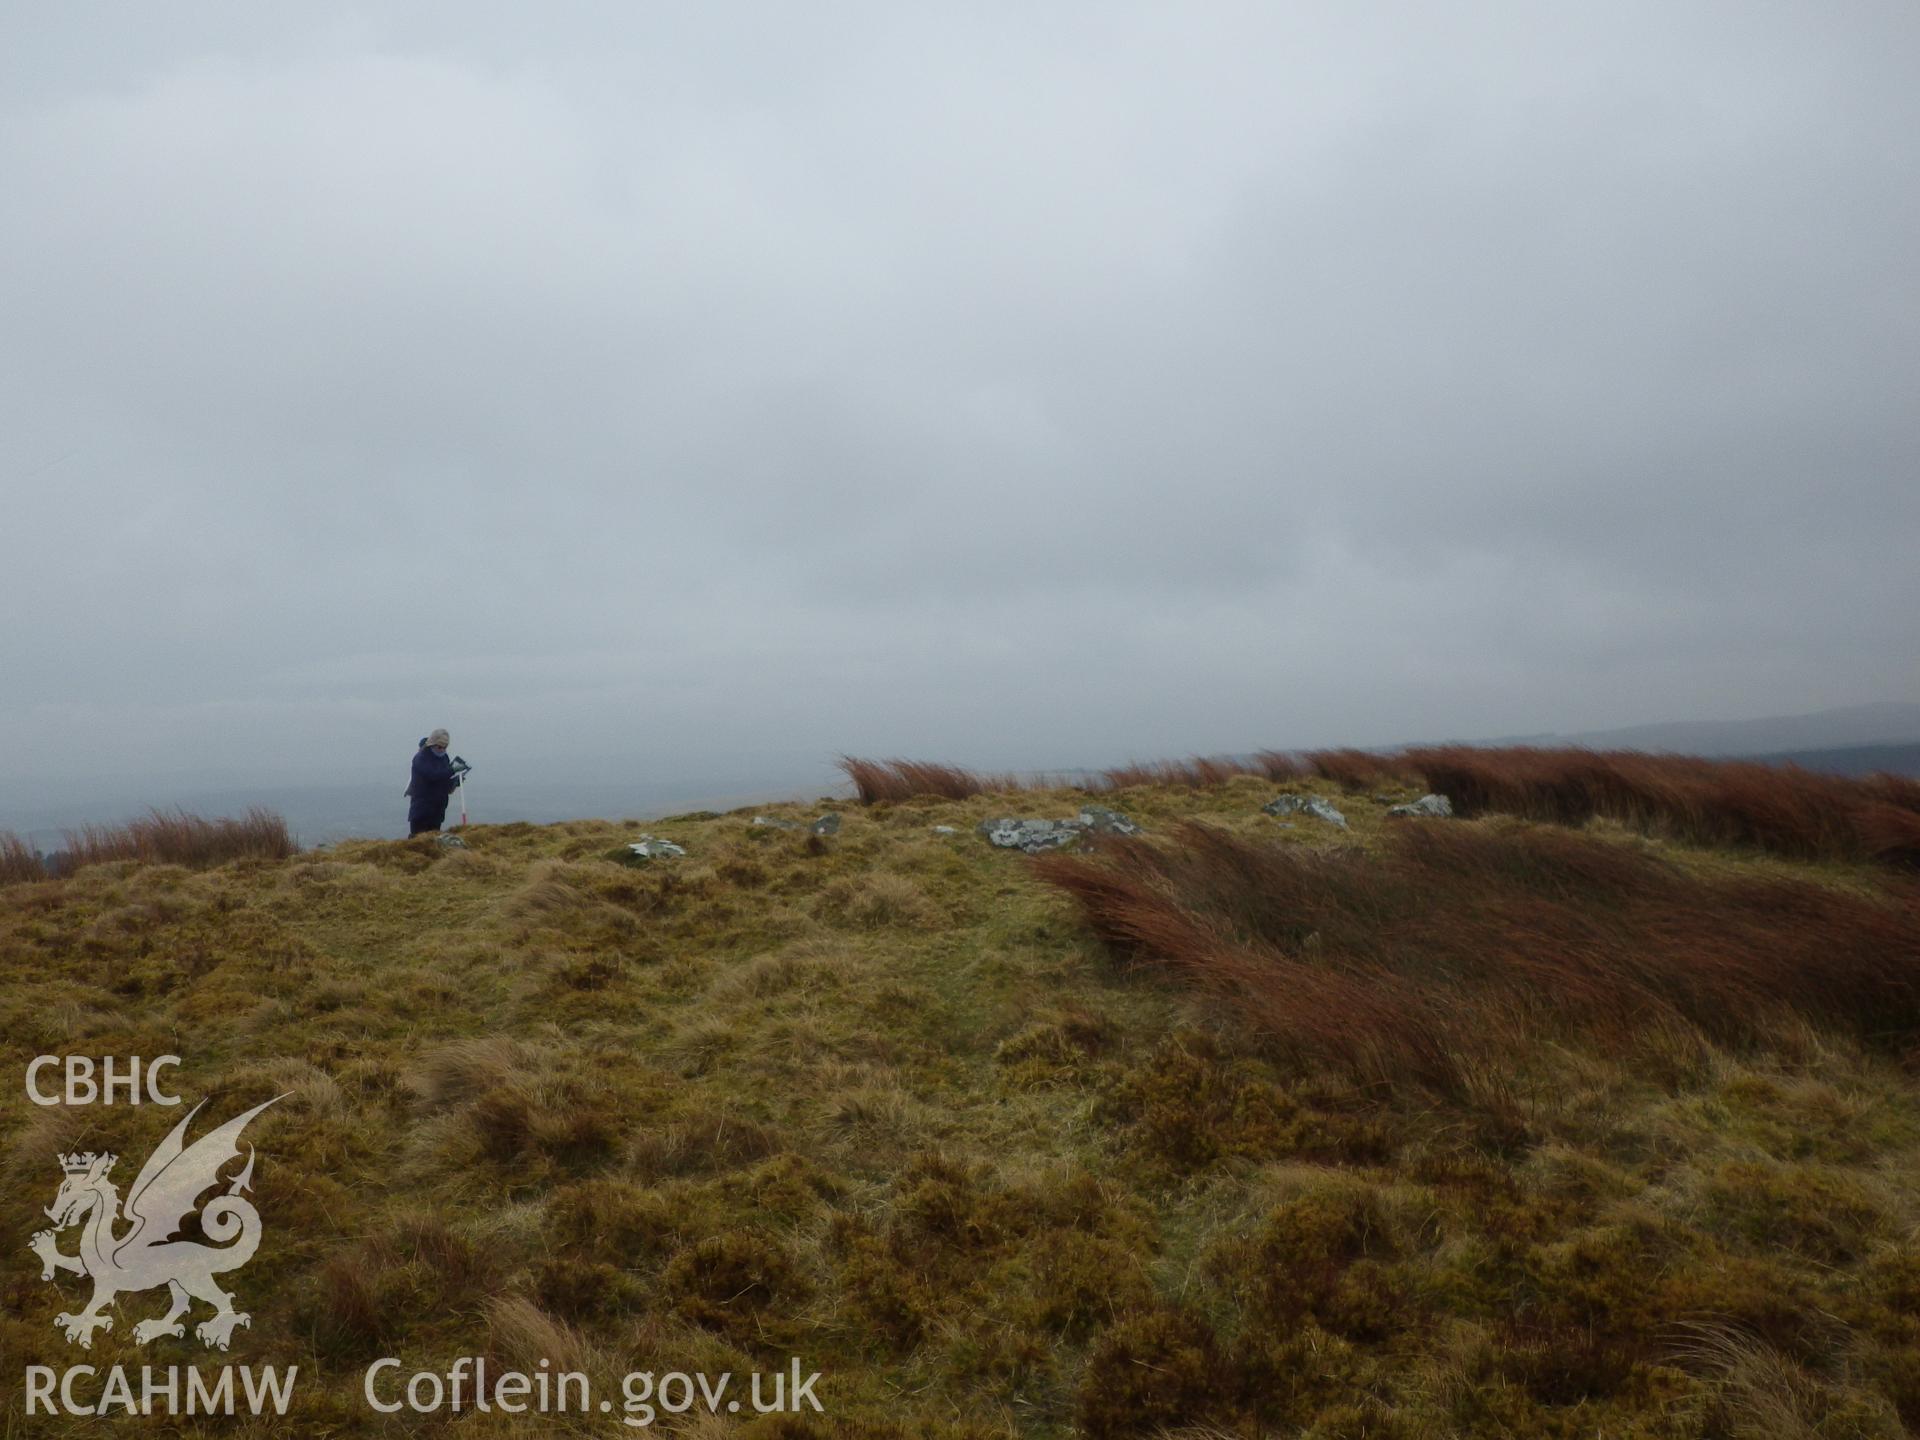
406,728,464,836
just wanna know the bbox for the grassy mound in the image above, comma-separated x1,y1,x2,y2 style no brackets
3,775,1920,1436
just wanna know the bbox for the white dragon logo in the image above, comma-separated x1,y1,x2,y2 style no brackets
28,1097,282,1351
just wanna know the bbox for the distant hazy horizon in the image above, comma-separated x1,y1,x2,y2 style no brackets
8,698,1917,849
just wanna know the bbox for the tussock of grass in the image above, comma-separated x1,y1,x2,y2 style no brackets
0,831,45,884
58,806,297,873
839,756,1018,803
1101,751,1305,789
1304,747,1418,791
485,1293,596,1374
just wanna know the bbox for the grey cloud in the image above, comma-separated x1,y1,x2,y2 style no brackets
3,2,1916,807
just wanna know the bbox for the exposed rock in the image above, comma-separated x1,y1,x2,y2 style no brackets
1388,793,1454,819
977,806,1142,853
978,818,1085,854
751,815,801,831
1077,806,1143,836
810,813,842,836
931,825,960,836
1307,799,1348,828
434,833,469,849
1263,794,1347,828
627,836,687,860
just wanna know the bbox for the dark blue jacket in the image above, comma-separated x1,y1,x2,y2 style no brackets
406,747,459,823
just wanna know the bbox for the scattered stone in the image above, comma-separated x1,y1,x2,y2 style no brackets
1307,799,1348,828
627,836,687,860
976,806,1142,853
1263,795,1348,828
751,815,801,830
1387,794,1454,819
978,818,1085,854
931,825,960,836
1077,806,1143,836
810,813,842,836
434,833,469,849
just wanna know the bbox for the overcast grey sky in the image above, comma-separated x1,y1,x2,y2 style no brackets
4,2,1917,802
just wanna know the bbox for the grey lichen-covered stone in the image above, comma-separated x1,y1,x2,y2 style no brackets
1077,806,1143,836
810,813,842,836
978,817,1085,854
1387,793,1454,819
434,833,469,849
973,807,1143,852
978,805,1142,853
627,836,687,860
1263,794,1348,828
931,825,960,835
751,815,801,830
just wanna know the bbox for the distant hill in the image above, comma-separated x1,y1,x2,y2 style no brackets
1741,741,1920,778
1465,700,1920,759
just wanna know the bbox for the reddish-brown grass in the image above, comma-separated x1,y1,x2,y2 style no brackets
1404,746,1920,867
1862,770,1920,815
1102,755,1275,789
1304,748,1412,792
0,832,45,885
1252,750,1306,781
1037,822,1920,1095
838,745,1920,867
838,757,1021,804
845,750,1310,801
60,807,297,872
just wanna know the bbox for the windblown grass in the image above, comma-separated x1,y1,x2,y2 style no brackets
843,750,1311,801
59,806,297,872
838,756,1019,803
1304,747,1417,791
1037,820,1920,1095
1405,746,1920,867
0,832,44,885
1100,751,1305,789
